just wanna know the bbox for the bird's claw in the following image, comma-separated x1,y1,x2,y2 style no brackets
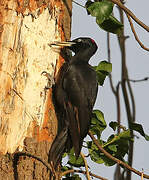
41,70,54,89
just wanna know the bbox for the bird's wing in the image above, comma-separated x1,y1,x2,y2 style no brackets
62,64,97,157
86,67,98,109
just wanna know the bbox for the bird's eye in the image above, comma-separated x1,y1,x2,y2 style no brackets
77,39,82,42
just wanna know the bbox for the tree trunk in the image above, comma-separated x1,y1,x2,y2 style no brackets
0,0,72,179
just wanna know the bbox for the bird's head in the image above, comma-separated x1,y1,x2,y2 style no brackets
50,37,98,55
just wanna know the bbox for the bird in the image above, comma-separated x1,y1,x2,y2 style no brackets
49,37,98,169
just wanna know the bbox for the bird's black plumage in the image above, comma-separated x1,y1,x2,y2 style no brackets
49,37,98,169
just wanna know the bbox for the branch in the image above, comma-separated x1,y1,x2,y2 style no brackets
116,82,121,133
61,169,108,180
88,131,149,179
110,0,149,32
107,33,121,132
116,7,134,179
107,33,121,134
127,80,136,123
127,77,149,83
72,0,85,8
107,32,116,95
13,152,53,172
126,14,149,51
80,152,91,180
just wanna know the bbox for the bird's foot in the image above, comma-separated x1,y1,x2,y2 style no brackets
41,63,55,89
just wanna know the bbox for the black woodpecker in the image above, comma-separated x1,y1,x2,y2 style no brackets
49,37,98,168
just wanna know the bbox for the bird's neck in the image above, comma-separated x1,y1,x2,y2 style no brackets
71,48,94,63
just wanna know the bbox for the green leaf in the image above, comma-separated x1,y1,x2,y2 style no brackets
63,175,82,180
96,71,107,86
87,1,113,24
90,110,107,138
118,129,131,139
93,110,106,125
85,0,94,15
87,140,116,166
62,152,67,158
87,140,105,164
61,166,70,172
86,1,123,34
96,61,112,72
109,121,119,131
97,15,123,34
68,148,84,167
88,130,131,166
105,129,131,144
108,144,117,152
130,122,149,141
94,61,112,86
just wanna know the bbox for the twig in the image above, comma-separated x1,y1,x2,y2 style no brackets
117,6,134,179
107,32,121,133
88,131,149,179
107,32,116,95
109,0,149,32
61,169,108,180
116,82,121,133
142,169,144,180
72,0,85,8
80,152,91,180
14,152,52,172
127,80,136,123
127,77,149,83
126,14,149,51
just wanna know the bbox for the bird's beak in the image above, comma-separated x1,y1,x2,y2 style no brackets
49,41,76,47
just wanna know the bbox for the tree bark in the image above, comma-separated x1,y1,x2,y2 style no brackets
0,0,72,179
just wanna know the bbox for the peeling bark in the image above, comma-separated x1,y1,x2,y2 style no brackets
0,0,72,179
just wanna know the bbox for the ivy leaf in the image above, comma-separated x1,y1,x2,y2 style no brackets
96,60,112,72
130,122,149,141
87,140,105,164
85,0,94,15
90,110,107,138
87,1,113,24
116,129,131,140
86,0,123,34
97,15,123,34
94,61,112,86
108,144,117,152
87,130,131,166
61,166,70,172
62,152,67,158
68,148,84,167
63,174,82,180
109,121,119,131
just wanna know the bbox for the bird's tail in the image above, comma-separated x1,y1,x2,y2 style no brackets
48,126,68,169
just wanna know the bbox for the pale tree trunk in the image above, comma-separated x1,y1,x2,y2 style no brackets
0,0,71,179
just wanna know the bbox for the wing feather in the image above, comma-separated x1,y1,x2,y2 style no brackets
63,64,97,156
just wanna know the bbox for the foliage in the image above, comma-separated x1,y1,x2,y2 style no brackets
67,149,85,167
86,0,123,34
129,122,149,141
87,110,132,166
94,60,112,86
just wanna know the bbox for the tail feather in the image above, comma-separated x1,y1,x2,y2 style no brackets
65,102,81,158
49,126,68,169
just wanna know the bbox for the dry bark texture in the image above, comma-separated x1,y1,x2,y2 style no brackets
0,0,72,179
